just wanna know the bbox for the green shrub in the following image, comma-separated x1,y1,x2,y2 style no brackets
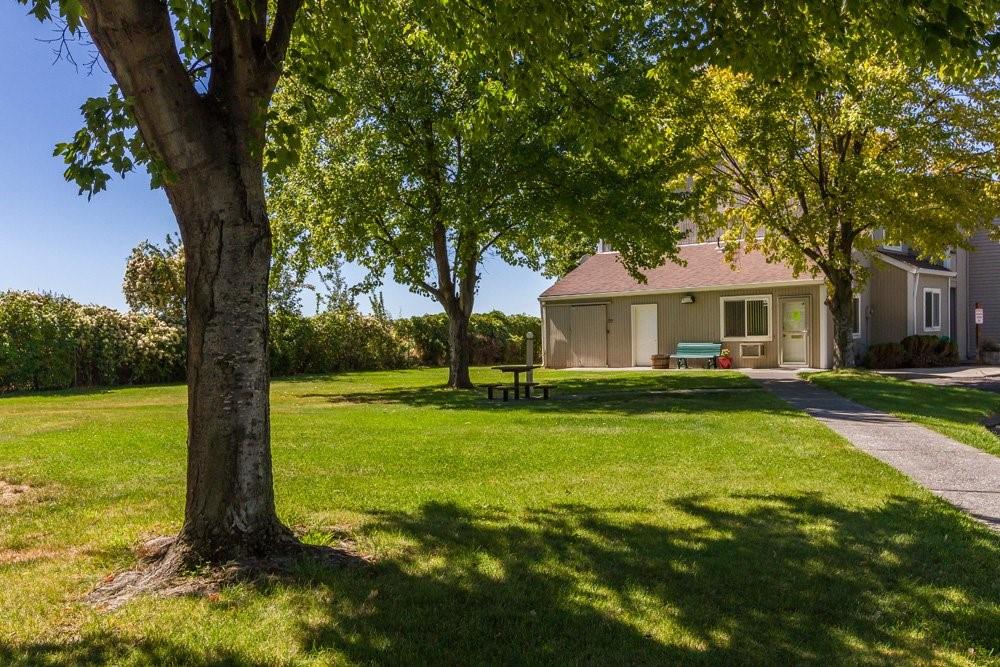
396,310,541,366
1,291,537,393
900,335,957,367
864,342,906,369
0,292,79,391
0,292,186,392
269,308,412,377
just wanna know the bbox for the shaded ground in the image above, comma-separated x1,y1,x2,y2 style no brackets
1,368,998,665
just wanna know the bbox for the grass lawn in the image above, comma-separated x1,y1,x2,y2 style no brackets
1,367,998,665
809,370,1000,458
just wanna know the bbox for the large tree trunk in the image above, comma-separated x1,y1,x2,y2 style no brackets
826,272,856,370
172,170,293,561
78,0,302,570
446,305,474,389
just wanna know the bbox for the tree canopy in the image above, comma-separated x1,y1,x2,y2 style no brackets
662,56,1000,365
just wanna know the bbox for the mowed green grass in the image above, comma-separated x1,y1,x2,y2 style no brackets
1,368,998,665
809,370,1000,457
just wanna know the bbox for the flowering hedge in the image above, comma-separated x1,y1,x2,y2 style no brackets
0,292,540,392
0,291,186,392
394,311,542,366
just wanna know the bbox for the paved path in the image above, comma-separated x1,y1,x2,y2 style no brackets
744,369,1000,532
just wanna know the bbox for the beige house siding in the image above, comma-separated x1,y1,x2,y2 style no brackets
868,259,908,344
542,283,824,369
914,273,952,337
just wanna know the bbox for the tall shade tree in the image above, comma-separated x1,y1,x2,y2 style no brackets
15,0,998,592
670,60,1000,367
268,2,684,388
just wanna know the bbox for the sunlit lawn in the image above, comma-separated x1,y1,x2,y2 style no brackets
1,368,998,665
809,369,1000,458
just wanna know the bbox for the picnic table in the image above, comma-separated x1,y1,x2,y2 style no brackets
491,364,539,400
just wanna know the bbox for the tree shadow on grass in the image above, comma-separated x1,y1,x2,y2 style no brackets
814,373,1000,427
0,634,269,667
292,495,999,664
297,374,802,417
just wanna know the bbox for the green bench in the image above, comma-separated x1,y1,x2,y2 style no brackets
673,342,723,369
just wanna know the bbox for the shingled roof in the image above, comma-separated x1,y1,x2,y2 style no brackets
876,248,953,273
540,244,819,299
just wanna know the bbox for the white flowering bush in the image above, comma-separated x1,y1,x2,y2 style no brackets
0,292,185,392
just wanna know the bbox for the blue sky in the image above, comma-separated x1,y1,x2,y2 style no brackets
0,7,551,317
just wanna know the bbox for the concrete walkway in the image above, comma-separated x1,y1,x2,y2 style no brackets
744,369,1000,532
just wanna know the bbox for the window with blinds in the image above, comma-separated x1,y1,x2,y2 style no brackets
721,296,771,340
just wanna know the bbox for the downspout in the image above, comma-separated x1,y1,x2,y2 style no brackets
539,300,546,368
819,284,830,368
910,271,919,336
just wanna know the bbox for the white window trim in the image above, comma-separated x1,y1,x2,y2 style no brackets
720,294,773,342
851,296,862,339
923,288,942,332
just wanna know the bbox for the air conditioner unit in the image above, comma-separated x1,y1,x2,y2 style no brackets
740,342,764,358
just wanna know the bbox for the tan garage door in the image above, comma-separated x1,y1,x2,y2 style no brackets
570,305,608,367
545,306,571,368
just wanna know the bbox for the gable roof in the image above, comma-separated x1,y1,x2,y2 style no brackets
876,248,953,274
540,244,819,300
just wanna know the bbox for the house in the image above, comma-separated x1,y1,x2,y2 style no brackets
538,232,1000,369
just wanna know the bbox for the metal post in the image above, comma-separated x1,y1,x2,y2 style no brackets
526,332,535,387
976,301,982,364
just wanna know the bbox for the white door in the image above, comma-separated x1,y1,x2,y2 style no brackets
631,304,658,366
780,298,809,366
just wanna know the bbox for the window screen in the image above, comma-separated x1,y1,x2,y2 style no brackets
724,300,745,338
723,297,770,339
746,299,769,337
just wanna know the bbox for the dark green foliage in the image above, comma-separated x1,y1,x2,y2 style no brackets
268,308,412,376
0,292,79,391
0,292,540,392
900,335,959,367
395,311,541,366
864,343,907,369
865,336,959,369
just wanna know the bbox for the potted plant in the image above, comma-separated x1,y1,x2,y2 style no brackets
717,348,733,369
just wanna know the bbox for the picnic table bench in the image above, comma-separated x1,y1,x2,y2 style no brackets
673,342,723,369
486,365,553,401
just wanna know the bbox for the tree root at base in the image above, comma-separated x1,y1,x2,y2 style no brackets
87,533,366,611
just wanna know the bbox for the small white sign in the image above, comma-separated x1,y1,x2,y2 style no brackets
976,308,985,325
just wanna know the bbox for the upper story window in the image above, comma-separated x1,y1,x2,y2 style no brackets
596,240,615,253
924,288,942,331
721,295,771,341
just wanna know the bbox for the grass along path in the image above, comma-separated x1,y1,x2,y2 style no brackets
1,368,998,665
808,370,1000,458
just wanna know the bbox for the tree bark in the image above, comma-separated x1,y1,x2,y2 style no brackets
79,0,301,565
446,304,474,389
173,166,294,560
826,272,856,370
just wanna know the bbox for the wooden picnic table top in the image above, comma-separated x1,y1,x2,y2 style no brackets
491,364,539,372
